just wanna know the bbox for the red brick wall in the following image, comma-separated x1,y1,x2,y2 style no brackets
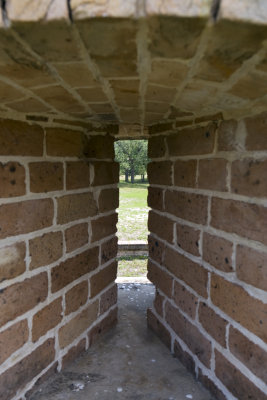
0,118,119,400
147,114,267,400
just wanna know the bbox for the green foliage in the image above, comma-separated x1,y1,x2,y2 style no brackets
115,140,148,183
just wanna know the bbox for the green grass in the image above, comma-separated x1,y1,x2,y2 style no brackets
117,256,148,277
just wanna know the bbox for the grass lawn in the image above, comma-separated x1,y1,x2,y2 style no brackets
117,256,148,277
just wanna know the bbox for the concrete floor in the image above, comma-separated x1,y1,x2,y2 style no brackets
29,282,216,400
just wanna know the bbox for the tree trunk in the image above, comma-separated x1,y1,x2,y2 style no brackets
125,171,129,182
131,169,135,184
141,174,145,182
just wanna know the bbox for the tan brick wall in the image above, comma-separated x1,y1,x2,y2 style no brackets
147,114,267,400
0,118,119,400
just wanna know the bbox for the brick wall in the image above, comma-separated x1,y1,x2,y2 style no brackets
147,114,267,400
0,118,119,400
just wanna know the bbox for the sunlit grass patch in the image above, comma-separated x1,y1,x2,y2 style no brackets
117,256,148,277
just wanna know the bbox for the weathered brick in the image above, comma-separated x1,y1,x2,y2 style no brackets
30,231,63,269
98,188,119,213
91,213,118,242
147,308,171,349
236,245,267,291
174,160,197,188
211,274,267,342
165,246,208,298
29,162,63,193
167,124,216,156
231,159,267,197
148,210,173,243
0,162,25,198
51,247,99,293
198,370,227,400
0,199,53,239
217,119,238,152
0,119,43,156
46,128,88,157
86,135,114,159
147,161,172,186
149,122,173,135
0,339,55,400
211,197,267,246
100,284,117,314
91,161,119,186
173,281,198,319
66,161,90,190
174,340,195,375
199,302,227,347
147,186,163,211
148,136,166,158
65,281,88,315
165,190,208,225
0,320,28,365
0,242,26,282
65,223,89,253
59,301,98,348
154,289,164,317
101,236,118,264
148,235,165,265
57,192,98,224
90,262,117,298
229,326,267,383
215,350,266,400
202,233,233,272
147,260,173,297
24,363,58,400
165,301,211,367
32,298,62,342
198,159,228,191
176,223,200,256
245,113,267,151
61,339,86,369
89,308,117,346
0,273,48,327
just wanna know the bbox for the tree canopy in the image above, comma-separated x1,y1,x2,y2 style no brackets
115,140,148,183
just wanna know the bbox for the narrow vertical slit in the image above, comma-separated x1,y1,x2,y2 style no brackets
67,0,73,23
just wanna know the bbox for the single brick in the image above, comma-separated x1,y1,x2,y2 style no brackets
66,161,90,190
147,308,171,349
101,236,118,264
147,260,173,297
211,197,267,246
0,162,25,198
231,159,267,198
202,233,233,272
51,247,99,293
61,339,86,369
167,124,216,156
0,199,54,239
148,136,166,158
91,161,119,186
29,231,63,270
229,326,267,383
91,213,118,243
211,274,267,342
215,350,266,400
165,246,208,298
148,210,174,244
236,245,267,291
176,223,200,256
165,301,212,367
65,281,88,315
89,308,117,346
0,242,26,282
98,188,119,213
173,281,198,319
0,320,28,365
46,128,88,157
165,190,208,225
59,301,98,348
199,302,227,347
147,161,172,186
0,119,43,156
24,363,58,400
174,160,197,188
29,162,63,193
100,284,117,315
198,370,227,400
217,119,238,152
154,289,165,317
0,338,55,400
148,235,165,265
65,223,89,253
90,262,117,298
32,298,62,342
57,192,98,224
147,186,163,211
198,159,228,191
0,272,48,327
86,135,114,159
245,113,267,151
174,340,195,375
149,122,173,135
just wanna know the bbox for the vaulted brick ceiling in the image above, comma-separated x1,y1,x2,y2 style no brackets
0,0,267,136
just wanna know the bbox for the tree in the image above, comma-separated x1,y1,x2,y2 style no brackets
115,140,148,183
